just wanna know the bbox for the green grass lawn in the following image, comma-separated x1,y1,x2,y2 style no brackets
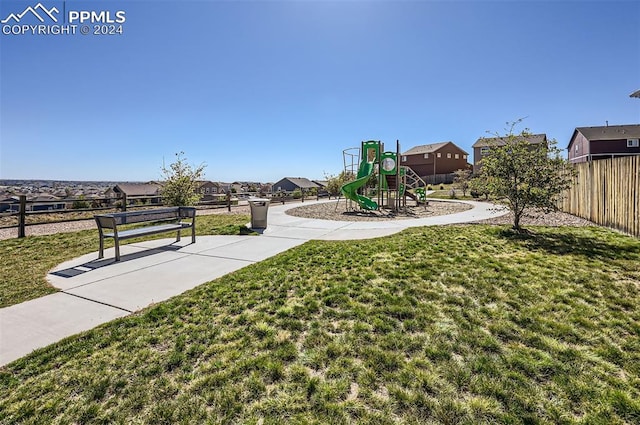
0,214,252,308
425,189,485,201
1,224,639,423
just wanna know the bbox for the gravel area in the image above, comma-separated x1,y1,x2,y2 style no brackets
286,200,472,221
472,208,597,227
287,200,596,228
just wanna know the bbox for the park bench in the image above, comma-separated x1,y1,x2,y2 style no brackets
94,207,196,261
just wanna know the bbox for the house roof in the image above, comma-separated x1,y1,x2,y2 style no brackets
571,125,640,146
277,177,319,189
197,180,219,187
402,142,451,156
30,194,62,202
630,90,640,98
113,183,162,196
473,134,547,148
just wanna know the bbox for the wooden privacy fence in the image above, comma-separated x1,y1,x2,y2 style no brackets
560,156,639,237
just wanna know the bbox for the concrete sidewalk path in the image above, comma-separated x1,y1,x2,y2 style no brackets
0,199,507,366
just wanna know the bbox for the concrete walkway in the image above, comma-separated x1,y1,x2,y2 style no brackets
0,199,508,366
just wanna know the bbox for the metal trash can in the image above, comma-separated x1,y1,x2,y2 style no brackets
249,198,270,228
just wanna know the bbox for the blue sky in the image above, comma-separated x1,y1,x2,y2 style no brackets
1,0,639,183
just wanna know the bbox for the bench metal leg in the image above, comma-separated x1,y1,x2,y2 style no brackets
176,230,181,242
191,224,195,244
98,235,104,259
114,238,121,261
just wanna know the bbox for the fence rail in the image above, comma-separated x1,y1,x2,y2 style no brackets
0,191,332,238
560,156,639,237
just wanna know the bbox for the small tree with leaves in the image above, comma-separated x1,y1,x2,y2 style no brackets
160,152,206,206
469,175,490,200
478,120,574,232
325,171,355,197
453,169,472,197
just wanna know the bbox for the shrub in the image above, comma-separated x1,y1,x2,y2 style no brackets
72,196,89,209
326,171,356,197
160,152,206,206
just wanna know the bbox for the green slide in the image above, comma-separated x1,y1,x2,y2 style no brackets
341,160,378,210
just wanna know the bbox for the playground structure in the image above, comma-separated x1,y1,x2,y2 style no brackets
340,140,428,212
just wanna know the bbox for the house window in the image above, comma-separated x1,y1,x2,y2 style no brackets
575,145,579,153
423,153,429,159
463,155,467,160
480,147,490,155
454,153,459,159
401,156,407,162
627,138,639,148
447,153,452,159
437,153,441,158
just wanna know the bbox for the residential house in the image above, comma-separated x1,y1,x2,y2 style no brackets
28,194,66,211
272,177,320,193
197,181,223,200
0,196,19,212
400,142,470,184
231,181,262,193
472,134,547,174
216,182,233,194
567,124,640,164
113,182,163,205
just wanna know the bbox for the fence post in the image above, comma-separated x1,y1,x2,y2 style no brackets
18,195,26,238
121,194,127,211
226,193,231,212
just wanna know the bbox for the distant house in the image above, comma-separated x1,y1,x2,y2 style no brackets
272,177,320,193
231,181,262,193
113,182,163,204
28,194,66,211
312,180,328,188
103,187,117,199
400,142,470,183
567,124,640,164
259,183,273,193
216,182,233,193
0,196,19,212
473,134,547,174
196,181,222,200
